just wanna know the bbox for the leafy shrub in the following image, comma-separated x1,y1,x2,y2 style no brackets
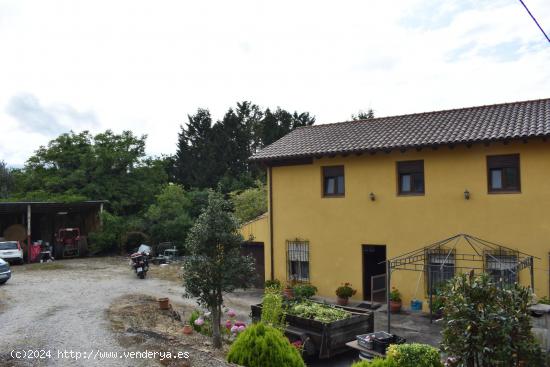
261,287,286,331
293,284,317,299
386,343,442,367
441,272,544,367
335,282,357,298
227,322,305,367
265,279,282,290
351,358,391,367
286,301,351,323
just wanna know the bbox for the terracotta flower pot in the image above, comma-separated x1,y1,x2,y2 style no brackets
283,287,294,299
158,297,170,310
182,324,193,335
337,296,349,306
390,300,402,313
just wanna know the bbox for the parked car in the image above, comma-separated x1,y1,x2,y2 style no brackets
0,258,11,285
0,241,24,264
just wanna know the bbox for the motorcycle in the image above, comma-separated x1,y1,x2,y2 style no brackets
130,244,151,279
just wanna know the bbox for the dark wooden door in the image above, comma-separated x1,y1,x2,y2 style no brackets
362,244,386,301
241,242,265,288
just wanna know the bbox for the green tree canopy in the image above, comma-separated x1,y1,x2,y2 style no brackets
10,130,168,215
0,160,15,199
230,181,267,223
182,191,256,348
144,184,192,249
174,102,314,190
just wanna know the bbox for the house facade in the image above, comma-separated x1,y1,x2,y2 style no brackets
250,98,550,309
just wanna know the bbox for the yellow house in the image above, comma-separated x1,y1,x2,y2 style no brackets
249,98,550,310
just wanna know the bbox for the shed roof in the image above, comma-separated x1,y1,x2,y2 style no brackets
251,98,550,162
0,201,106,214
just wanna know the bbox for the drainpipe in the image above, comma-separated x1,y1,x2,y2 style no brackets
268,165,274,281
27,204,31,264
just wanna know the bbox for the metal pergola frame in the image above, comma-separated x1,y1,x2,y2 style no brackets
385,233,538,333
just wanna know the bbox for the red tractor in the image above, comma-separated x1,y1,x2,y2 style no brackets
55,228,85,258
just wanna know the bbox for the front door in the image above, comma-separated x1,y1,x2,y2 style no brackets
362,244,386,302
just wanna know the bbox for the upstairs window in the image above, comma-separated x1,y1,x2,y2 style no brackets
397,160,424,195
487,154,520,193
322,166,345,197
287,240,309,282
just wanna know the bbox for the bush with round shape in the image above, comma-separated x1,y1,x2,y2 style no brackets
227,322,305,367
386,343,442,367
293,283,318,299
351,358,392,367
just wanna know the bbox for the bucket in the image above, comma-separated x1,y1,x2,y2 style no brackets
158,297,170,310
410,299,423,312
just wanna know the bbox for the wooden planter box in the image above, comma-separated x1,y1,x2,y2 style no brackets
251,302,374,359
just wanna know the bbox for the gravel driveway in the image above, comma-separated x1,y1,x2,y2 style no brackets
0,257,257,367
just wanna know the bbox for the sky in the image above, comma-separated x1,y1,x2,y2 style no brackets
0,0,549,167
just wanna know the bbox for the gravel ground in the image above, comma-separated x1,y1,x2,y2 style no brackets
0,257,257,367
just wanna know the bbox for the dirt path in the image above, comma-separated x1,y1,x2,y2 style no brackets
0,258,259,367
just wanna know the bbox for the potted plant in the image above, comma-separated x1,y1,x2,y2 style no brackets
389,287,402,313
283,278,297,299
335,282,356,306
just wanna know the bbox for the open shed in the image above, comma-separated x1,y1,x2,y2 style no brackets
0,201,105,260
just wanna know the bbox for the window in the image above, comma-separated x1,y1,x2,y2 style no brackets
322,166,345,197
426,250,455,293
487,154,520,193
287,240,309,282
397,160,424,195
485,252,518,285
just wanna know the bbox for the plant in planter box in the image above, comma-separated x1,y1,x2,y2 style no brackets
335,282,357,306
389,287,402,313
265,279,282,290
293,283,317,300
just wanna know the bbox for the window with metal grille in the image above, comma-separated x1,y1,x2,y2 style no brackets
322,166,345,197
485,253,518,285
397,160,424,195
487,154,520,193
287,240,309,282
426,250,455,293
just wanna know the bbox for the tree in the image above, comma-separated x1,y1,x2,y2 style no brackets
230,181,267,223
0,160,15,199
144,184,193,249
10,130,167,216
440,272,543,367
352,108,375,121
173,102,315,191
182,191,256,348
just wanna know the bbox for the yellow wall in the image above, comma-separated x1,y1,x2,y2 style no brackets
268,139,550,310
240,213,269,244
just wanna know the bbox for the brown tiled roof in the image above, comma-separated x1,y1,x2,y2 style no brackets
251,98,550,162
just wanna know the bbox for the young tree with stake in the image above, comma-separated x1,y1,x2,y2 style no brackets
183,191,256,348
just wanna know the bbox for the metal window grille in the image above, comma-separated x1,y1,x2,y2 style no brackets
426,249,455,293
287,240,309,282
485,250,518,285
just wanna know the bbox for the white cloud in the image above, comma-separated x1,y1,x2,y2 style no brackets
0,0,549,166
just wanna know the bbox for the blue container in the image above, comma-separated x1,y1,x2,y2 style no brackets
410,299,423,312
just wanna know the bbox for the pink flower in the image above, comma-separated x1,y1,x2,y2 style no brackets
234,321,245,327
194,318,204,326
230,325,239,334
225,320,233,329
237,325,245,332
227,309,236,318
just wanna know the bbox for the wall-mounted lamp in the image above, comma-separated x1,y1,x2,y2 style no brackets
464,190,470,200
369,192,376,201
